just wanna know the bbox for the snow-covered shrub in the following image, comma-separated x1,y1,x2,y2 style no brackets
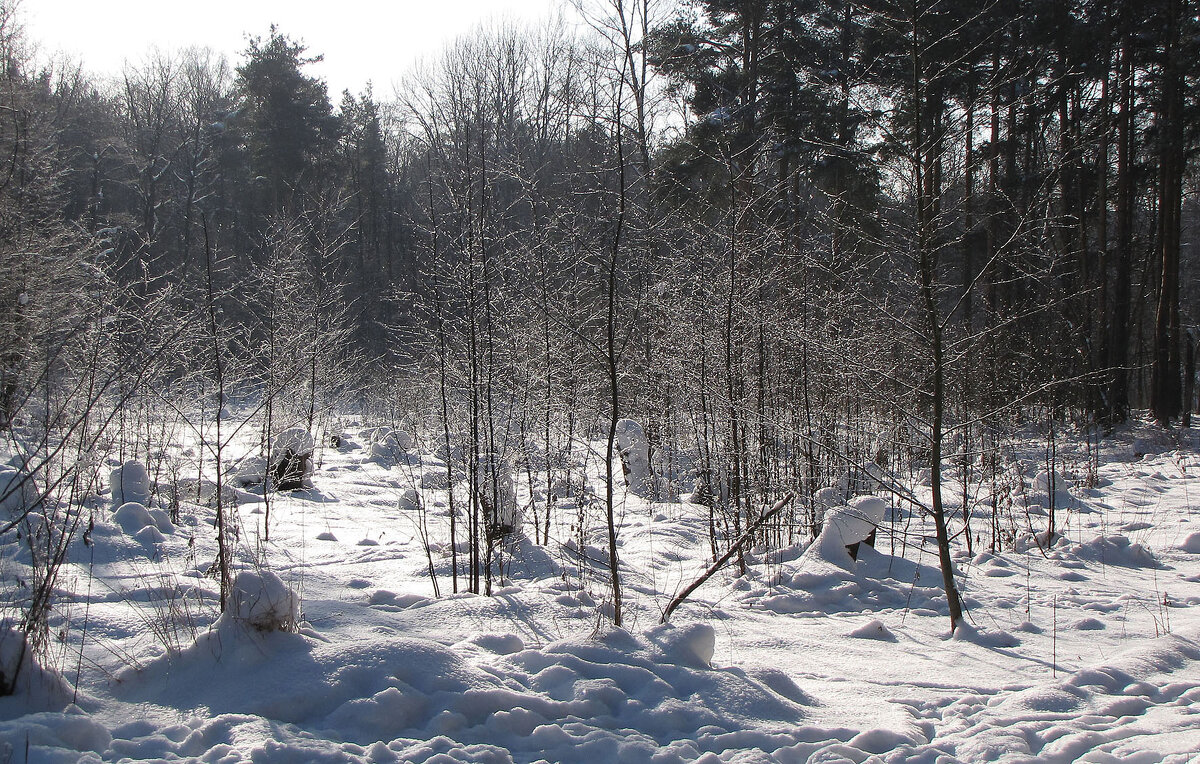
0,468,36,516
476,455,521,538
110,460,150,507
419,469,449,490
799,496,888,570
827,497,887,548
232,455,268,487
271,428,315,491
1032,469,1070,495
615,418,657,497
362,426,413,466
229,569,299,632
810,487,842,533
400,488,421,511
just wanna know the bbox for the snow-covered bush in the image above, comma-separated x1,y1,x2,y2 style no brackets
419,469,449,490
110,460,150,507
229,569,299,632
0,626,72,701
271,428,315,491
0,468,36,516
810,487,842,533
799,495,889,570
476,455,521,537
615,418,657,497
827,496,887,548
400,488,421,511
232,455,268,487
362,426,413,466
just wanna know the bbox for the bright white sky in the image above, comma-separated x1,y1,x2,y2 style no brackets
25,0,566,98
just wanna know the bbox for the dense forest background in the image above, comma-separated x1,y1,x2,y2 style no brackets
0,0,1197,628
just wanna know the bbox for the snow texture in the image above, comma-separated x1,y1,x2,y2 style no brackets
6,421,1200,763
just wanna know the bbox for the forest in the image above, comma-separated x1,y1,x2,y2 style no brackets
0,0,1199,761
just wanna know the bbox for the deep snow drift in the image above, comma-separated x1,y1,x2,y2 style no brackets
1,417,1199,763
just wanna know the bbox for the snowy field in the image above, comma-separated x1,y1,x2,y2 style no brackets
2,417,1200,763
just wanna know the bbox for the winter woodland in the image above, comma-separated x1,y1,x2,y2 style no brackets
1,0,1199,761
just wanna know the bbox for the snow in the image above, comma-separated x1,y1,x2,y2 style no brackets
0,468,35,515
228,569,299,632
3,417,1200,762
109,460,150,507
274,427,315,456
615,418,657,497
112,501,155,534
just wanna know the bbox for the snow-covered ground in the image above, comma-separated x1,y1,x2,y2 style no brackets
2,418,1199,762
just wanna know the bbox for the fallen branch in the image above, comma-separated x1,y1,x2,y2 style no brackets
661,493,794,624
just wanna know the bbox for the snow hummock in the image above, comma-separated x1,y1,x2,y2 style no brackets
846,619,896,642
828,496,887,546
795,495,889,571
109,460,150,507
362,426,413,465
273,427,315,456
229,569,299,632
112,502,155,535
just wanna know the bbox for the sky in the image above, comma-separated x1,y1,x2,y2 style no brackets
24,0,565,98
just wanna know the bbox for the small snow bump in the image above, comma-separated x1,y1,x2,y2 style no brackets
846,619,896,642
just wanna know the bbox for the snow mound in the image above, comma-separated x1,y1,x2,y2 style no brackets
399,488,420,511
951,622,1020,647
464,633,525,655
232,455,268,486
1032,469,1071,494
647,622,716,667
112,501,155,535
1066,534,1158,568
274,427,315,455
846,619,896,642
111,624,817,761
896,632,1200,762
133,525,165,545
0,628,73,715
362,426,413,465
793,495,888,572
110,460,150,507
229,569,298,632
1181,532,1200,553
147,508,174,533
419,469,450,489
0,708,111,760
